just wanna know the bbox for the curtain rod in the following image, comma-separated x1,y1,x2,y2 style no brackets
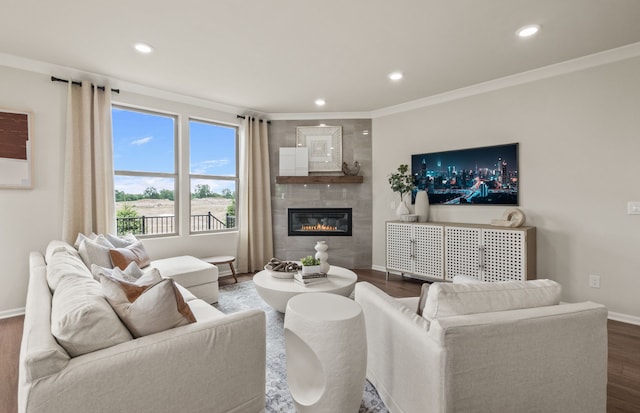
51,76,120,94
236,114,270,124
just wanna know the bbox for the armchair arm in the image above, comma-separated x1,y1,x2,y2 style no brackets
25,309,266,413
354,282,445,413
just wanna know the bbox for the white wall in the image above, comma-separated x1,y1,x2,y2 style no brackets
0,65,240,315
372,56,640,320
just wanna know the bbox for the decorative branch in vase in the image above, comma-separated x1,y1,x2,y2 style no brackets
388,164,415,216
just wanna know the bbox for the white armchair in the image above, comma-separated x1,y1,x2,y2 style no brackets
354,280,608,413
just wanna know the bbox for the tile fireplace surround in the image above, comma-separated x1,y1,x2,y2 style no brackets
269,119,372,269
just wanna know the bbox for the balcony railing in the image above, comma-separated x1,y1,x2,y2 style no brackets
116,212,236,236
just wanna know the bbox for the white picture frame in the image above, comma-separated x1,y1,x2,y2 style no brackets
0,108,33,189
296,126,342,172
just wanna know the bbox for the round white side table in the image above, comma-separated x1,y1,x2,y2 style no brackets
284,293,367,413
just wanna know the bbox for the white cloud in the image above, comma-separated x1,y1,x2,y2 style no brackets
131,136,153,145
191,159,229,174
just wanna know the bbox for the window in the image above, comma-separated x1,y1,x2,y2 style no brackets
112,106,177,236
189,119,238,233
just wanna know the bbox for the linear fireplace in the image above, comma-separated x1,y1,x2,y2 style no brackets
288,208,352,236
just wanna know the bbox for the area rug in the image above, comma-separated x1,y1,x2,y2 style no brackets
214,280,389,413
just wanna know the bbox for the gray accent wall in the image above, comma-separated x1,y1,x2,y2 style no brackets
268,119,372,269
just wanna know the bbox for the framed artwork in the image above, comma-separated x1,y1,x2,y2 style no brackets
0,108,33,189
296,126,342,172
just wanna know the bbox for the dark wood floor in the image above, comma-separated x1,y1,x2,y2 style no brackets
2,270,639,413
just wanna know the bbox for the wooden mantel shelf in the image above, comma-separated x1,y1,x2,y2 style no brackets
275,175,364,184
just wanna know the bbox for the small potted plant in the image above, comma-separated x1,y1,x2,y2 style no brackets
300,255,322,275
388,164,416,215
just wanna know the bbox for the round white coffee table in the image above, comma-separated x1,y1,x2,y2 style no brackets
253,265,357,313
284,293,367,412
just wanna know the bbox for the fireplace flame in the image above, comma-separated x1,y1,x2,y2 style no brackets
300,224,338,231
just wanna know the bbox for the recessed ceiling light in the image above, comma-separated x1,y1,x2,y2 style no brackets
134,42,153,54
516,24,541,38
315,99,326,106
388,72,403,81
362,130,369,135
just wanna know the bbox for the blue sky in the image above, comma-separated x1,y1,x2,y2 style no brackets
112,108,237,195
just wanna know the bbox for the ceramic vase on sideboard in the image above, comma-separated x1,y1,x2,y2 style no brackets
395,197,410,216
415,190,430,222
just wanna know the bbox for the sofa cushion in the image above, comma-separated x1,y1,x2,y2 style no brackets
109,241,151,270
423,279,561,321
99,276,196,338
78,235,115,269
45,240,81,263
46,251,94,291
51,275,132,357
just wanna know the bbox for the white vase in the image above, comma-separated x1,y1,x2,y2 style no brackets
314,241,330,274
396,198,410,216
415,190,430,222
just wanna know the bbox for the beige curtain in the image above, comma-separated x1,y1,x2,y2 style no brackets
238,117,274,272
61,81,115,243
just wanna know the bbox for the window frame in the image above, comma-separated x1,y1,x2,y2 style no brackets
188,116,239,234
112,104,180,238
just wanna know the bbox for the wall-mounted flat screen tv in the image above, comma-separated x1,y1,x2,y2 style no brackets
411,143,518,205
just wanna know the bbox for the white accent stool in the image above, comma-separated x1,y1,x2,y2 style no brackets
284,293,366,413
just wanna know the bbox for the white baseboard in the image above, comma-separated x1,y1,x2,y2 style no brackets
0,307,25,320
608,311,640,326
371,264,386,273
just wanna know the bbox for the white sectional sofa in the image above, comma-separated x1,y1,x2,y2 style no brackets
355,280,608,413
19,241,266,413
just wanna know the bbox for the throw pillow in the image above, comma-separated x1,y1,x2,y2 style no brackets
91,261,146,282
106,233,138,248
99,275,196,338
73,232,98,249
423,279,562,321
77,235,115,269
51,275,132,356
452,274,483,284
416,283,430,316
109,241,151,270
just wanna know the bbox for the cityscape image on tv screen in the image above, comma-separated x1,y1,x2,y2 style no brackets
411,143,518,205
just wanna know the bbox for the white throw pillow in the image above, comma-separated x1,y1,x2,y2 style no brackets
91,262,146,282
78,235,115,269
452,274,483,284
99,275,196,338
106,233,138,248
73,232,98,249
51,275,132,357
423,279,561,321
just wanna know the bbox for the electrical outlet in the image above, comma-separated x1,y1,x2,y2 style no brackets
589,274,600,289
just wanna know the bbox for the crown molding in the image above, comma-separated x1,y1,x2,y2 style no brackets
3,41,640,120
267,111,372,121
371,41,640,118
